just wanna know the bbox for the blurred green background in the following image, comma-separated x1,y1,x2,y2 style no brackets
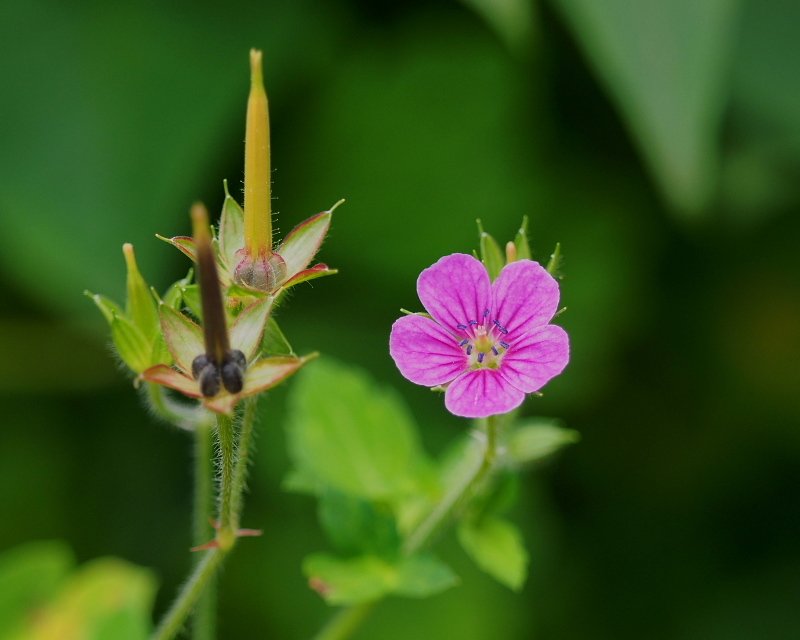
2,0,800,637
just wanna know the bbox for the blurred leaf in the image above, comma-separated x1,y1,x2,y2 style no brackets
285,358,429,501
318,488,401,560
303,554,394,605
393,553,459,598
460,0,536,51
0,541,74,640
506,420,580,465
552,0,742,216
11,557,156,640
458,517,529,590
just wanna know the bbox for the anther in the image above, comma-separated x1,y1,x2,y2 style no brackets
459,339,469,346
466,345,473,355
493,319,509,334
483,309,490,317
491,347,498,356
477,352,485,363
499,340,510,349
457,324,468,330
468,320,478,326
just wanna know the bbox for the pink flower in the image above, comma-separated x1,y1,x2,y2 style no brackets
390,254,569,418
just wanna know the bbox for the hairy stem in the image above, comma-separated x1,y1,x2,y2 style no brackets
310,414,502,640
192,421,216,640
150,549,224,640
216,412,237,543
230,397,258,522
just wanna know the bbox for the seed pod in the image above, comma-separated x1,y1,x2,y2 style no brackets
198,362,222,398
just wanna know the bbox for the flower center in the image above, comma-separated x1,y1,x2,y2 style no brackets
455,309,511,370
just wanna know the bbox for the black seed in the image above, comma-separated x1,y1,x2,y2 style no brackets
221,360,244,394
227,349,247,369
192,354,211,379
198,363,221,398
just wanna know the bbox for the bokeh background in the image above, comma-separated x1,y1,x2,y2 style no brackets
2,0,800,638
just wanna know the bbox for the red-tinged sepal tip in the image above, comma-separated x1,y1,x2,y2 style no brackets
237,528,263,538
309,577,332,598
190,539,220,552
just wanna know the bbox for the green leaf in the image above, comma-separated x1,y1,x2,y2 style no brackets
477,220,504,281
261,317,295,357
458,517,528,590
0,540,74,640
303,554,394,605
110,314,152,374
21,557,156,640
318,488,401,560
507,420,580,465
393,552,459,598
552,0,742,216
286,358,428,501
513,215,531,261
459,0,536,52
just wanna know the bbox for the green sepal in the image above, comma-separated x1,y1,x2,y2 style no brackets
507,420,579,466
458,516,528,590
546,242,562,276
513,216,531,261
110,314,153,374
161,269,194,309
123,245,159,342
477,219,504,280
85,291,124,325
261,317,295,357
179,284,202,319
218,179,245,270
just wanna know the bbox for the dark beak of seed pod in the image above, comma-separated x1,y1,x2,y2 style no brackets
190,203,248,398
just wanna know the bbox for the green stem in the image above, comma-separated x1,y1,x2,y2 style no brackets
310,602,377,640
230,397,258,523
216,412,237,542
151,549,224,640
310,415,502,640
192,421,216,640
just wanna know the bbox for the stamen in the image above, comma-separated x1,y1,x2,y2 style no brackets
468,320,478,325
499,340,510,349
466,345,473,355
491,347,498,356
477,352,485,363
459,339,469,346
483,309,490,317
457,324,467,330
493,319,509,334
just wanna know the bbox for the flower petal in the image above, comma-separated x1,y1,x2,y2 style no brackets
444,369,525,418
417,254,492,334
159,303,204,374
278,211,331,279
389,315,467,387
230,295,275,361
141,365,202,398
499,324,569,393
156,235,197,262
492,260,560,337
